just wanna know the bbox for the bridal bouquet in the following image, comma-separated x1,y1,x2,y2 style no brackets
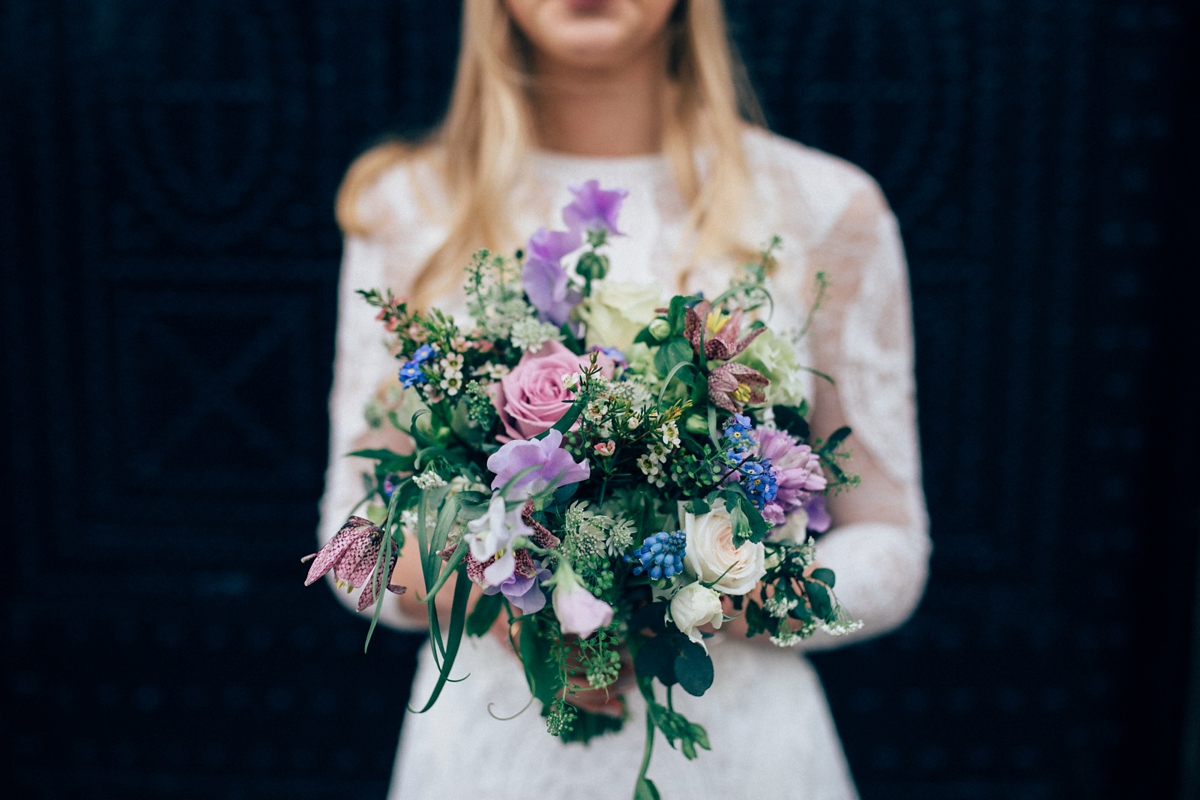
303,181,859,798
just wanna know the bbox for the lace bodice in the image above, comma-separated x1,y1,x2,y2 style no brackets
317,128,931,798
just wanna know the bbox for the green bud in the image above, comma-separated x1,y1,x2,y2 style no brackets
648,317,672,341
684,414,709,435
575,251,608,281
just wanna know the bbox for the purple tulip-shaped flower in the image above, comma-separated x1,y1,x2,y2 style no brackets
563,180,628,236
487,429,591,499
302,517,404,612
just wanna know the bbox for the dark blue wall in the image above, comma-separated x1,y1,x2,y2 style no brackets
2,2,1196,798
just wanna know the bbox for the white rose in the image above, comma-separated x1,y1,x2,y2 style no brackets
683,499,766,595
670,582,724,643
579,281,662,351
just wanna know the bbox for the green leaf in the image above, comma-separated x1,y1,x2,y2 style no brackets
519,614,562,706
744,599,770,637
805,579,834,620
408,562,472,713
673,639,714,697
683,498,710,515
634,634,679,686
770,405,810,441
667,295,690,335
653,336,694,377
347,448,407,461
630,601,670,634
820,426,852,455
465,592,504,638
809,568,836,588
534,398,584,439
634,777,662,800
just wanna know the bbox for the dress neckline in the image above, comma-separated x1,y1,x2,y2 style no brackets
528,147,670,177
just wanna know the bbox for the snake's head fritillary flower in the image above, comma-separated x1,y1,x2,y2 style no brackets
707,362,769,414
684,300,766,361
302,517,404,612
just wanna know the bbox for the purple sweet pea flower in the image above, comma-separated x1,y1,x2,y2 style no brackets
522,255,583,327
487,429,590,499
563,180,628,235
483,566,551,614
802,494,831,533
528,226,582,262
550,562,614,639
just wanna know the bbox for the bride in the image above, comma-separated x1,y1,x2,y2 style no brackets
318,1,931,797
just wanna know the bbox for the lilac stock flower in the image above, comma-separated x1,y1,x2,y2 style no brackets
751,427,828,527
486,428,590,499
563,180,628,236
302,517,404,612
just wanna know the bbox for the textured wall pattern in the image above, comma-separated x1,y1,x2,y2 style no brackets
1,1,1189,798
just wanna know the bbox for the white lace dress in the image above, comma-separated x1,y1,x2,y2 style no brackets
317,128,931,800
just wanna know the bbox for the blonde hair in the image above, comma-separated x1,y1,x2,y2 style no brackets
336,0,764,309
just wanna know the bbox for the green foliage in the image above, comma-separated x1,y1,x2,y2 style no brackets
721,487,770,545
653,336,693,377
770,404,811,441
634,632,714,697
465,592,504,638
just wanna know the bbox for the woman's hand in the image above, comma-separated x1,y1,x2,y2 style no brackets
489,616,635,718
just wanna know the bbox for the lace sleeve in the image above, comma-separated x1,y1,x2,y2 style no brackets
316,182,430,632
798,180,932,652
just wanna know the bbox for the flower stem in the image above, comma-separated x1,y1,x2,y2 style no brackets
634,696,656,799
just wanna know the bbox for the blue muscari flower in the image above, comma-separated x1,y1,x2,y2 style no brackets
723,413,755,458
398,361,428,388
740,458,779,510
626,531,687,581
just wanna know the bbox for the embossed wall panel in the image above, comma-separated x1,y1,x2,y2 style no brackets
2,1,1192,798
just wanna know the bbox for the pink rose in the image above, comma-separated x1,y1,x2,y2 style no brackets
493,341,614,441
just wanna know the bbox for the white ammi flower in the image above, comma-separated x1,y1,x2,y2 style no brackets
682,499,766,595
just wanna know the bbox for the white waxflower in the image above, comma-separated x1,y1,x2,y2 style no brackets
413,471,448,490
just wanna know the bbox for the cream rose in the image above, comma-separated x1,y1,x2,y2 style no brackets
579,281,662,351
670,582,725,643
682,499,766,595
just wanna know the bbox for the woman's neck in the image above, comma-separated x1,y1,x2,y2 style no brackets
529,41,668,158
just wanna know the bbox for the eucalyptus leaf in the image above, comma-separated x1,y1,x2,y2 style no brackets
805,579,834,620
673,639,714,697
809,567,836,588
634,634,679,686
